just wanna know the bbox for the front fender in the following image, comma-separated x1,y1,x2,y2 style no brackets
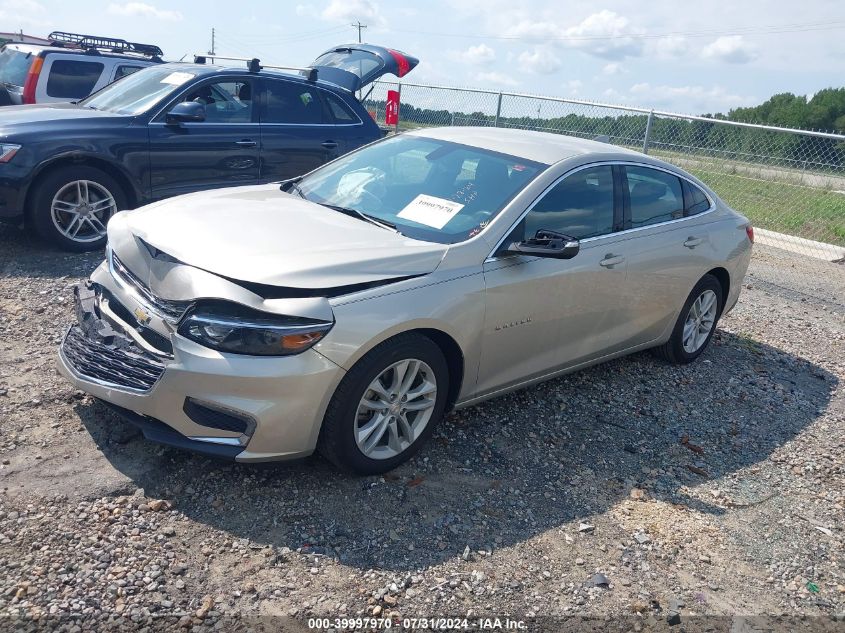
316,271,486,401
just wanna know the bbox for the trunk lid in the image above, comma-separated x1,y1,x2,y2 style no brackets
310,44,418,93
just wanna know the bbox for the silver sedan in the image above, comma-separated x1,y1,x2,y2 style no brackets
58,127,753,474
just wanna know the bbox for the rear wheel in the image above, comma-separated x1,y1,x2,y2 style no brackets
318,333,449,475
654,274,723,364
29,166,126,252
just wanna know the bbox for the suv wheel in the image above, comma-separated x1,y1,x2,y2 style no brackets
318,333,450,475
30,166,126,252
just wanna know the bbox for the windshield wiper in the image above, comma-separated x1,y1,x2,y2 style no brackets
279,177,305,198
322,204,400,234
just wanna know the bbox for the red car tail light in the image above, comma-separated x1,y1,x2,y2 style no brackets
746,225,754,244
22,56,44,104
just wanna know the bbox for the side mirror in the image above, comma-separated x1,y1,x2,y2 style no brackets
165,101,206,125
505,229,580,259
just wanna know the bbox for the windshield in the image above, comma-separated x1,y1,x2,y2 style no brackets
79,66,199,115
312,50,382,78
296,135,546,244
0,48,32,87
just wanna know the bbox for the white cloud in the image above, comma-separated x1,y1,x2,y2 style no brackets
562,10,644,60
602,62,623,75
0,0,46,26
701,35,757,64
295,4,316,17
649,35,689,59
476,71,519,87
629,82,753,112
107,2,182,20
563,79,582,95
518,45,562,74
455,43,496,65
321,0,385,26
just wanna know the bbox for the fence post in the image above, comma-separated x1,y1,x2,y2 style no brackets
642,110,654,154
394,82,402,134
494,92,503,127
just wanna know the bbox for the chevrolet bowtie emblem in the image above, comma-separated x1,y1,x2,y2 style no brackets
133,306,152,325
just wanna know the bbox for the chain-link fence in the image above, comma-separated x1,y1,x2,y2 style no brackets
364,82,845,305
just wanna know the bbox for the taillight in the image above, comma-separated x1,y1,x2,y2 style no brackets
22,56,43,104
746,225,754,244
387,49,410,77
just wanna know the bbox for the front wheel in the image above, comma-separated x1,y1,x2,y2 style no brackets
654,274,723,364
318,333,450,475
29,166,127,252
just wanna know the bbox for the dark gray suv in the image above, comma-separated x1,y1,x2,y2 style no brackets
0,44,418,250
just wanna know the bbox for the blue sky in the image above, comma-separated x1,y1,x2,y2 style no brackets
3,0,844,114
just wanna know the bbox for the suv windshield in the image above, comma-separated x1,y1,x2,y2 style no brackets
80,66,199,115
0,48,33,87
296,135,546,244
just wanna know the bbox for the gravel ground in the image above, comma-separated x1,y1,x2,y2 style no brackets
0,225,843,631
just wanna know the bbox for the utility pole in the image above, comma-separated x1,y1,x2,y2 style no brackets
208,27,215,56
351,21,367,43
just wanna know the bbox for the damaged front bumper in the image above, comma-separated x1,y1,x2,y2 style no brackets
58,281,346,462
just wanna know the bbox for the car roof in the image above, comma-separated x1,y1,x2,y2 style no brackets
155,61,350,91
4,42,156,62
406,126,643,164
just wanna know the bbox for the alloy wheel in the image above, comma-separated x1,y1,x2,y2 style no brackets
682,289,718,353
50,180,116,244
354,358,438,460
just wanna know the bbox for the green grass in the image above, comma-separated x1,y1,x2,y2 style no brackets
687,169,845,246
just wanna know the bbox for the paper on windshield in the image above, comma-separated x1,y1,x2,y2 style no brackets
397,194,464,229
160,72,195,85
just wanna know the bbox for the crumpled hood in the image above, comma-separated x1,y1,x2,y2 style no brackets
110,184,448,289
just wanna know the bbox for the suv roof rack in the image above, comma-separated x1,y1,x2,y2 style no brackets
193,54,318,81
47,31,163,59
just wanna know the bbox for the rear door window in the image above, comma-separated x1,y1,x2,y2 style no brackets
46,59,104,99
0,48,33,87
261,79,324,124
625,165,684,228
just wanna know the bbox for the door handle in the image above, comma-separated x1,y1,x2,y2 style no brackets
599,254,625,268
321,140,339,149
684,236,704,248
235,139,257,147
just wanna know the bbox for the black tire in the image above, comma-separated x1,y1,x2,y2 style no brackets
29,165,127,252
654,274,724,364
318,333,450,475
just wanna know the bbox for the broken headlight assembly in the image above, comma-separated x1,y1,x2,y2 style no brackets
178,302,333,356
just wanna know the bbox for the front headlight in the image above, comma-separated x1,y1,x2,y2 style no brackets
178,302,333,356
0,144,21,163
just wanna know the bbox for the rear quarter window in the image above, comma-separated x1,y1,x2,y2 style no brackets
323,93,358,123
114,65,143,80
46,59,104,99
684,180,712,216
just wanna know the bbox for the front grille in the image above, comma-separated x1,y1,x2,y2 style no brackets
110,253,190,322
99,287,173,355
62,325,165,392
